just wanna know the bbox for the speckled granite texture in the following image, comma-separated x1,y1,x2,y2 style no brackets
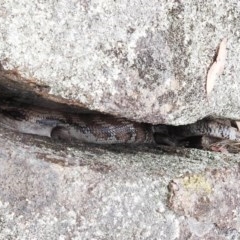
1,1,240,124
1,128,240,239
1,1,240,239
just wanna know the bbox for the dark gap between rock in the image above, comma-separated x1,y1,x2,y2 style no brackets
0,68,240,152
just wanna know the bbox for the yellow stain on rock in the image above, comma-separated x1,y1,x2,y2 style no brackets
183,174,212,194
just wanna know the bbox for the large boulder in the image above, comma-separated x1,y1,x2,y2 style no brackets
0,128,240,239
1,1,240,124
1,1,240,239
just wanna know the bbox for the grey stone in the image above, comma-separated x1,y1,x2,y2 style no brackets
1,128,240,239
1,1,240,239
0,1,240,124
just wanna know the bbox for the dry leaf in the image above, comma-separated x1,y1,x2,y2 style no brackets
206,38,227,95
236,121,240,131
216,37,227,73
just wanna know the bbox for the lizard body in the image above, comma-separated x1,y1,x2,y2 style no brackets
0,104,240,146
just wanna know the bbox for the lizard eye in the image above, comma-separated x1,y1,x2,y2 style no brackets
51,126,71,141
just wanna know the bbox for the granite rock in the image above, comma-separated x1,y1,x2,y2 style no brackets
1,1,240,124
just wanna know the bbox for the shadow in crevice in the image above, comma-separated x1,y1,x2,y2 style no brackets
2,67,235,155
0,68,165,155
0,68,97,114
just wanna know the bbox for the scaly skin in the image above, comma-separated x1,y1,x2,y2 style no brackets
0,104,240,145
165,120,240,141
0,104,154,144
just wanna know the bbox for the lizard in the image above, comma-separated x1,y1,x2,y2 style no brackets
0,104,240,147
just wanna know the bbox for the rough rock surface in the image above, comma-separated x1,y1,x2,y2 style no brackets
1,1,240,239
1,1,240,124
1,127,240,239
